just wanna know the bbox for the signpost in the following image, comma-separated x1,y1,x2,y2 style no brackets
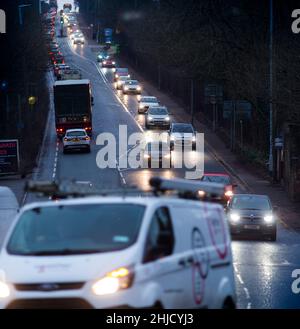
223,101,252,151
0,140,20,175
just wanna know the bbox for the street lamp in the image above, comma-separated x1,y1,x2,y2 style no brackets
268,0,274,174
18,4,32,25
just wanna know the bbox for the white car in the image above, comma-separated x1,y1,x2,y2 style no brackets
63,129,91,153
115,76,130,90
122,80,142,94
145,106,170,130
0,177,236,309
138,96,159,114
142,141,171,168
73,34,84,45
60,69,82,80
70,31,82,40
169,123,196,151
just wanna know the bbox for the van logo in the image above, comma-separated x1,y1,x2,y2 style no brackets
38,283,60,291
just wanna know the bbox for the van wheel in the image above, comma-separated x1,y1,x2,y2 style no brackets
269,229,277,241
222,297,236,309
150,301,164,309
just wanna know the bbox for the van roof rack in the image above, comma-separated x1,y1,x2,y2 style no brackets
25,177,226,203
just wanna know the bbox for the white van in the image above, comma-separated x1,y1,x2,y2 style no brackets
0,178,236,309
0,187,19,249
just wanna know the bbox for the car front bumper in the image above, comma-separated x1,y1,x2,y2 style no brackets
229,221,276,236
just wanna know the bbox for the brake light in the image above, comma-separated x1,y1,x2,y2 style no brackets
225,190,234,198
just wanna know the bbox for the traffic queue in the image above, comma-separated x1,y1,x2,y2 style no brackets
0,4,279,309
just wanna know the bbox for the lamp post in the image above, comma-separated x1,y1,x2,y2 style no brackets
18,4,32,25
268,0,274,174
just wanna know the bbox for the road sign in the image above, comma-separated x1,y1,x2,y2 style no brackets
204,84,223,104
223,100,252,120
0,140,20,175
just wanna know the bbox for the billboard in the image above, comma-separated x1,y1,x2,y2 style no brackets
0,140,20,175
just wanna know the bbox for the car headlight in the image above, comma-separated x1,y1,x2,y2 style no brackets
112,61,116,65
165,117,170,121
115,74,119,78
0,281,10,299
92,267,133,296
264,215,274,223
147,116,153,121
144,154,150,159
230,213,240,223
124,86,129,91
137,86,141,91
139,104,144,109
192,135,196,142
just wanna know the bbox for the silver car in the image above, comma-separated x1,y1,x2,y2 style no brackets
138,96,159,113
145,106,170,130
63,129,91,153
122,80,142,94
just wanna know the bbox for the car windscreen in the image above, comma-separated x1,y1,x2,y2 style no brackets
172,125,193,133
116,68,128,73
231,196,271,210
66,131,86,137
7,204,145,256
142,97,157,103
202,175,230,184
148,108,168,115
126,81,138,85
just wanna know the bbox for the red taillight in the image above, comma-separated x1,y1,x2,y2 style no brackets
84,127,92,131
225,190,234,198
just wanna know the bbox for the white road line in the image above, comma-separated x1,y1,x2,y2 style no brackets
243,287,250,300
236,273,244,285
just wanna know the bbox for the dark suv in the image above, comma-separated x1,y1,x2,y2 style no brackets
226,194,277,241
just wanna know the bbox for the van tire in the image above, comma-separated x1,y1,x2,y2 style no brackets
150,301,164,309
222,297,236,309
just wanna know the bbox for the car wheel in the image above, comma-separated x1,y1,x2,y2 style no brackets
222,298,236,309
269,229,277,241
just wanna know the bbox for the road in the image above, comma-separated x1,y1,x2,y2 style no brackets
26,2,300,309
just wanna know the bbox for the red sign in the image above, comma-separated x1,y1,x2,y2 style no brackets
0,140,20,175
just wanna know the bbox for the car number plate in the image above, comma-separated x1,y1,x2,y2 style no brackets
72,138,79,142
244,225,260,230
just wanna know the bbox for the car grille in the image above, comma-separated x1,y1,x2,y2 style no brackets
7,298,93,309
14,282,85,292
241,216,264,224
